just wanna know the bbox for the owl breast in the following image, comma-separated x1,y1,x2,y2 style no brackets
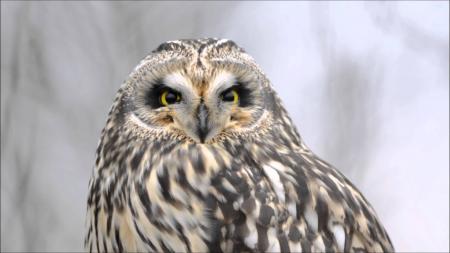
122,142,284,252
86,122,393,253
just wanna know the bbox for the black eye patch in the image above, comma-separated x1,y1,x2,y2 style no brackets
146,83,180,108
227,82,252,107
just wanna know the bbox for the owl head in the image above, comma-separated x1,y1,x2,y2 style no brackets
110,39,296,145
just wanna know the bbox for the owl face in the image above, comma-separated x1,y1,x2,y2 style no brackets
123,39,272,143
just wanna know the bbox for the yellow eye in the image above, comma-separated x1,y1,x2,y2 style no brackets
160,90,181,106
221,89,239,104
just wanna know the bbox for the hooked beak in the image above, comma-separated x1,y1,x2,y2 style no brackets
196,103,209,143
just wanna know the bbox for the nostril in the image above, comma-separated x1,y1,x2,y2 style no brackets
165,115,173,122
230,116,235,121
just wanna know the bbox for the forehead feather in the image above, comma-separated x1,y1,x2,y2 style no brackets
128,38,267,93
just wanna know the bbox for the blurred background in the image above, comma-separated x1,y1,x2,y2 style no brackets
1,1,448,252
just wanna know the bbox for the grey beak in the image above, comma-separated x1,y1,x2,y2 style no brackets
196,103,209,143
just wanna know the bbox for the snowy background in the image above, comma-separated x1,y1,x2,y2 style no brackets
1,2,448,252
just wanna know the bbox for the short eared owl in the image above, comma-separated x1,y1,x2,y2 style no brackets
85,38,394,252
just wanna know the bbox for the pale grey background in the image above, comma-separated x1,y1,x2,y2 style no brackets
1,1,448,252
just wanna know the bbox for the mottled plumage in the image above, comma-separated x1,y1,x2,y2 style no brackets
85,38,394,252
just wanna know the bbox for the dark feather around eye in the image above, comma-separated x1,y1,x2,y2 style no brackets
224,82,252,107
146,83,180,108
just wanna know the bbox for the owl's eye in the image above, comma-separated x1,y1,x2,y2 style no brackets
221,89,239,104
160,90,181,106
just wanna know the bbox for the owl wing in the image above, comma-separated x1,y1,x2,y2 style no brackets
208,145,394,252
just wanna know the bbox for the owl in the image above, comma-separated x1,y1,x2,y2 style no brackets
85,38,394,252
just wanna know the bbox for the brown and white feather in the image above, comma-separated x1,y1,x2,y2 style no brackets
85,38,394,253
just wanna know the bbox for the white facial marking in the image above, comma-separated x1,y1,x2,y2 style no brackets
208,71,236,95
163,72,192,91
130,113,153,130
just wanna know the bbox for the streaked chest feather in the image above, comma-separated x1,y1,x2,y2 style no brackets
86,136,393,252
